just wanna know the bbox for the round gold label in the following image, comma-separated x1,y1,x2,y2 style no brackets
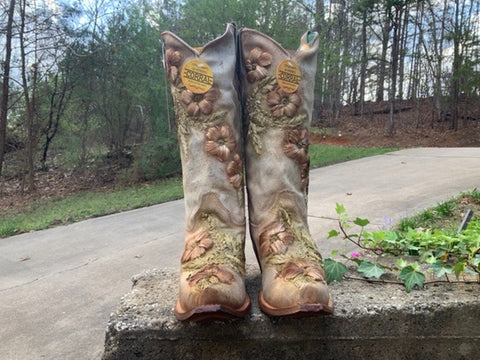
276,59,301,93
181,59,214,94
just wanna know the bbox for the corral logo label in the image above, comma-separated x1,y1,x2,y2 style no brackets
276,59,301,93
181,59,214,94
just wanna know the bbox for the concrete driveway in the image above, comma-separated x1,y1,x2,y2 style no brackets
1,147,479,359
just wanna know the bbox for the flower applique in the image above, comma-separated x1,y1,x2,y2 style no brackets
245,47,273,83
283,128,310,189
283,128,309,163
259,223,294,257
226,154,243,189
187,264,235,286
165,48,183,83
204,125,236,162
181,229,213,263
277,260,326,283
181,88,218,117
266,88,302,117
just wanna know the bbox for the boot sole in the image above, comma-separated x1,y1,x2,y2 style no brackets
174,295,251,322
258,291,334,317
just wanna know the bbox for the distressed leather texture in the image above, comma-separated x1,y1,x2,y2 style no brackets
239,28,333,315
162,24,250,319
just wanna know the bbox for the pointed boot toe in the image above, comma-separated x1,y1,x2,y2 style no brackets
175,265,251,321
258,262,334,317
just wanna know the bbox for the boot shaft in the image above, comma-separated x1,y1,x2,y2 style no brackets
162,24,245,233
239,28,320,242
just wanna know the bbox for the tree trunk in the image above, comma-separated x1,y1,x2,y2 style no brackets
387,5,402,135
450,0,460,131
407,0,420,100
41,70,72,170
435,0,448,121
359,10,367,117
376,10,391,103
19,0,36,192
0,0,16,177
398,5,409,101
314,0,326,119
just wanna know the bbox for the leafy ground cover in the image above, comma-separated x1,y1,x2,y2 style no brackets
0,144,396,238
325,189,480,291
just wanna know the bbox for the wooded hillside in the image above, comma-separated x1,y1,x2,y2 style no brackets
1,0,479,193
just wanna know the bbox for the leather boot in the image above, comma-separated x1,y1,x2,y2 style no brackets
162,24,250,321
239,28,334,316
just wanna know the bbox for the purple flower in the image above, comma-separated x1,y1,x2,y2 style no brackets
351,251,361,259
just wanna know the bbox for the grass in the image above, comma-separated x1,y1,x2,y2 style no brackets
0,178,183,238
396,188,480,234
309,145,399,168
0,144,398,238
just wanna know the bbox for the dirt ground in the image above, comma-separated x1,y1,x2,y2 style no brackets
311,99,480,148
1,99,479,214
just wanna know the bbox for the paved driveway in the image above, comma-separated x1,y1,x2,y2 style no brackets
1,148,479,359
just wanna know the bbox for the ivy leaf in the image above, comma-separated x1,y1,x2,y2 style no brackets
473,254,480,267
383,231,398,243
357,261,385,279
464,267,477,275
398,266,425,292
430,263,453,278
354,217,370,227
453,261,466,279
396,258,408,268
335,203,346,215
328,229,340,239
419,250,437,264
324,258,347,284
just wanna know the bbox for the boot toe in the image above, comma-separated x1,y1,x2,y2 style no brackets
259,267,334,317
175,265,251,321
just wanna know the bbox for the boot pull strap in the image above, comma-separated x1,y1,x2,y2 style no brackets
298,31,317,51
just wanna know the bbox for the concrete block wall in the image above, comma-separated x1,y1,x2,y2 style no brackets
103,267,480,360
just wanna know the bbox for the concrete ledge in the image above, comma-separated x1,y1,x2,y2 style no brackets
103,266,480,360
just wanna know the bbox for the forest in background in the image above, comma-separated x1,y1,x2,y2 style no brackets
0,0,479,194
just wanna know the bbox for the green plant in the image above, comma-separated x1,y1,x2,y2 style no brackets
434,201,456,217
469,188,480,202
397,217,418,232
133,135,181,181
326,203,480,292
419,209,435,222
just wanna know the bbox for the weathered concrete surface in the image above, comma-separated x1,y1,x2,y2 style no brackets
103,267,480,360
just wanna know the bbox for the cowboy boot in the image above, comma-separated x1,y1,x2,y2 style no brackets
162,24,250,321
239,28,334,316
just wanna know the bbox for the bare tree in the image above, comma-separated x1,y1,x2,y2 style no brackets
387,2,403,135
0,0,16,177
376,8,392,102
18,0,38,191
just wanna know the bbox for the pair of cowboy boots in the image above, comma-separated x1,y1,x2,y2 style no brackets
162,24,334,321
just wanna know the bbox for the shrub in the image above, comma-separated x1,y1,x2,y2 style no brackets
133,134,181,181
